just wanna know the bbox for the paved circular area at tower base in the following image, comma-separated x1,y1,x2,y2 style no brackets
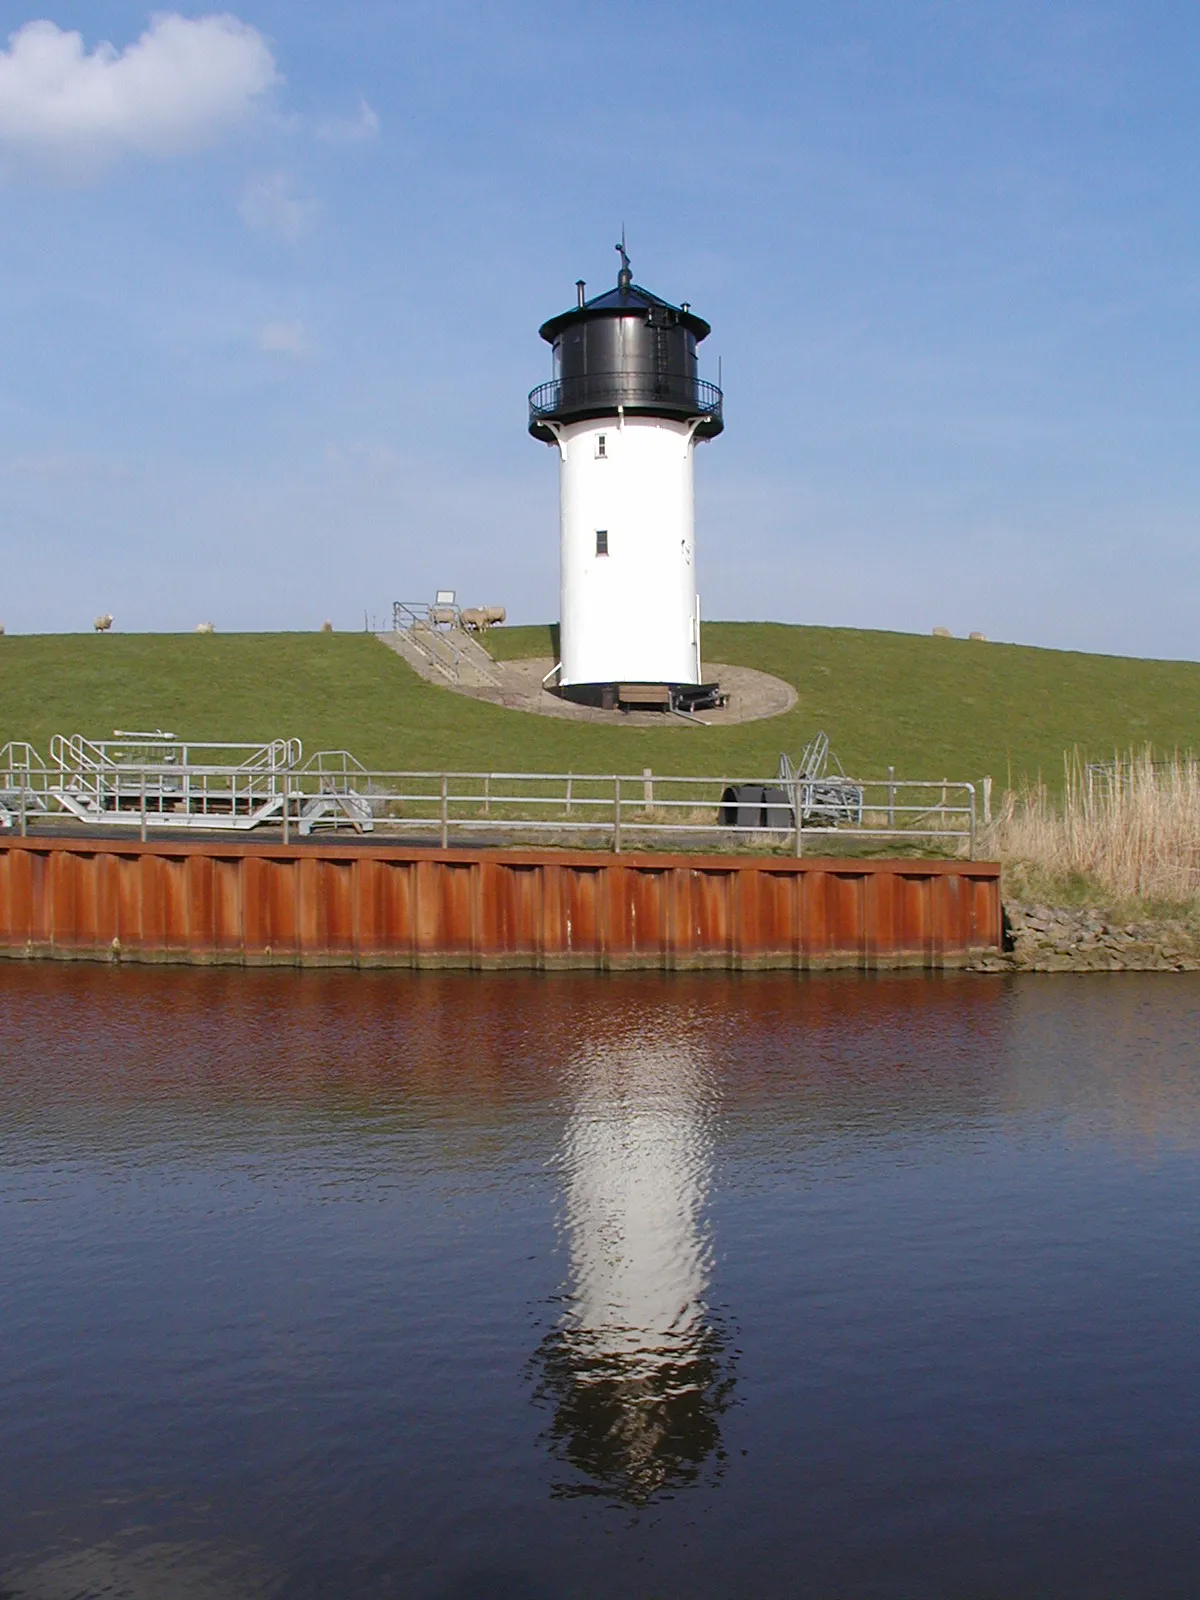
448,658,796,726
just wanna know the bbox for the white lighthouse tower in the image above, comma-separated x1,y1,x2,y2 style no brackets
529,242,724,710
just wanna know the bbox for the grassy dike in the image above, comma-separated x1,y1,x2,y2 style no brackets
2,622,1200,787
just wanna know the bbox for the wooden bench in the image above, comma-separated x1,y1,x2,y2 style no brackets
617,683,672,710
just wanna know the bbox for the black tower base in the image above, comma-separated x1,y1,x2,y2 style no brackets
557,681,726,714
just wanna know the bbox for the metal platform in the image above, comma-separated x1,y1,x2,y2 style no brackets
45,733,298,832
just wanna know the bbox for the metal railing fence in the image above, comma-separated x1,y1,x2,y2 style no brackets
0,742,51,836
1,744,978,857
528,373,723,426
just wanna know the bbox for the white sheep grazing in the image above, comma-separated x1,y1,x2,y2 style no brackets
94,614,114,633
195,621,215,634
461,606,506,632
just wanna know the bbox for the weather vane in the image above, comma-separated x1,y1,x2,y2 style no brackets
615,227,631,287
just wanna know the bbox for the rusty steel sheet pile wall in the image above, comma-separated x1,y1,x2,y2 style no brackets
0,837,1001,971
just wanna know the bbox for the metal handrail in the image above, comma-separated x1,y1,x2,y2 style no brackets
48,733,299,772
390,601,469,681
528,373,723,423
0,742,47,780
392,600,461,631
0,742,51,835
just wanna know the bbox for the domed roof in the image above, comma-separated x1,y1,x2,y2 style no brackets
539,243,711,343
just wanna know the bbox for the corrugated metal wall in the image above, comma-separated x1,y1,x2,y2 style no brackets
0,838,1001,970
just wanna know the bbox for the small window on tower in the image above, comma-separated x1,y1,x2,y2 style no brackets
596,529,609,557
596,434,607,459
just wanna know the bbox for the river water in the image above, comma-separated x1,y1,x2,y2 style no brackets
1,964,1199,1599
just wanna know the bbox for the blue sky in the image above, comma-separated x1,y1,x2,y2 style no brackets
1,1,1199,656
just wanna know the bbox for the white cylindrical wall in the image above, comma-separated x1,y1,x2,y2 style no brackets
556,416,701,687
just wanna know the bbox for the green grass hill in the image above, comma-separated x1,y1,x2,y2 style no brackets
2,623,1198,788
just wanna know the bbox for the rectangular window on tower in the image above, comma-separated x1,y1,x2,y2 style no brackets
595,529,609,557
595,434,607,459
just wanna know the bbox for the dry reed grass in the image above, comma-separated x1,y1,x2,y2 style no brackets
984,747,1200,905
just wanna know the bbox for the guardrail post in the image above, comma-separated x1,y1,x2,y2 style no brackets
968,784,977,860
888,765,895,827
19,772,26,838
643,767,653,808
484,774,490,816
282,775,290,844
440,774,449,849
140,770,147,842
613,776,622,853
794,793,803,857
566,774,573,816
982,775,992,825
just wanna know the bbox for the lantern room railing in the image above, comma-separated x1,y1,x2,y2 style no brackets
528,373,723,432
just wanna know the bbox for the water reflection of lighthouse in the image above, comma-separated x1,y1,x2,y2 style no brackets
532,1036,733,1504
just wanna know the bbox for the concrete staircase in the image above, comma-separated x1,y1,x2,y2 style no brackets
378,626,502,690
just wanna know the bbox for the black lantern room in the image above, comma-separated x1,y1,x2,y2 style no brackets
529,243,723,444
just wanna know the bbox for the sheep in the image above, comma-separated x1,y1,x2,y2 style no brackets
94,614,114,633
195,621,215,634
460,606,507,633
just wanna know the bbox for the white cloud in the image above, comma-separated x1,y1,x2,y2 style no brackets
239,170,316,242
0,13,279,175
315,96,380,144
259,320,313,357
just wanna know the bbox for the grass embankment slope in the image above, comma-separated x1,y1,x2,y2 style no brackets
2,624,1199,785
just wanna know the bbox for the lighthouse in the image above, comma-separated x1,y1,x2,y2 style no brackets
528,241,724,710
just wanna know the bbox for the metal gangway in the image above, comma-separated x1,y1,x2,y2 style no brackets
46,732,300,832
1,733,384,838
